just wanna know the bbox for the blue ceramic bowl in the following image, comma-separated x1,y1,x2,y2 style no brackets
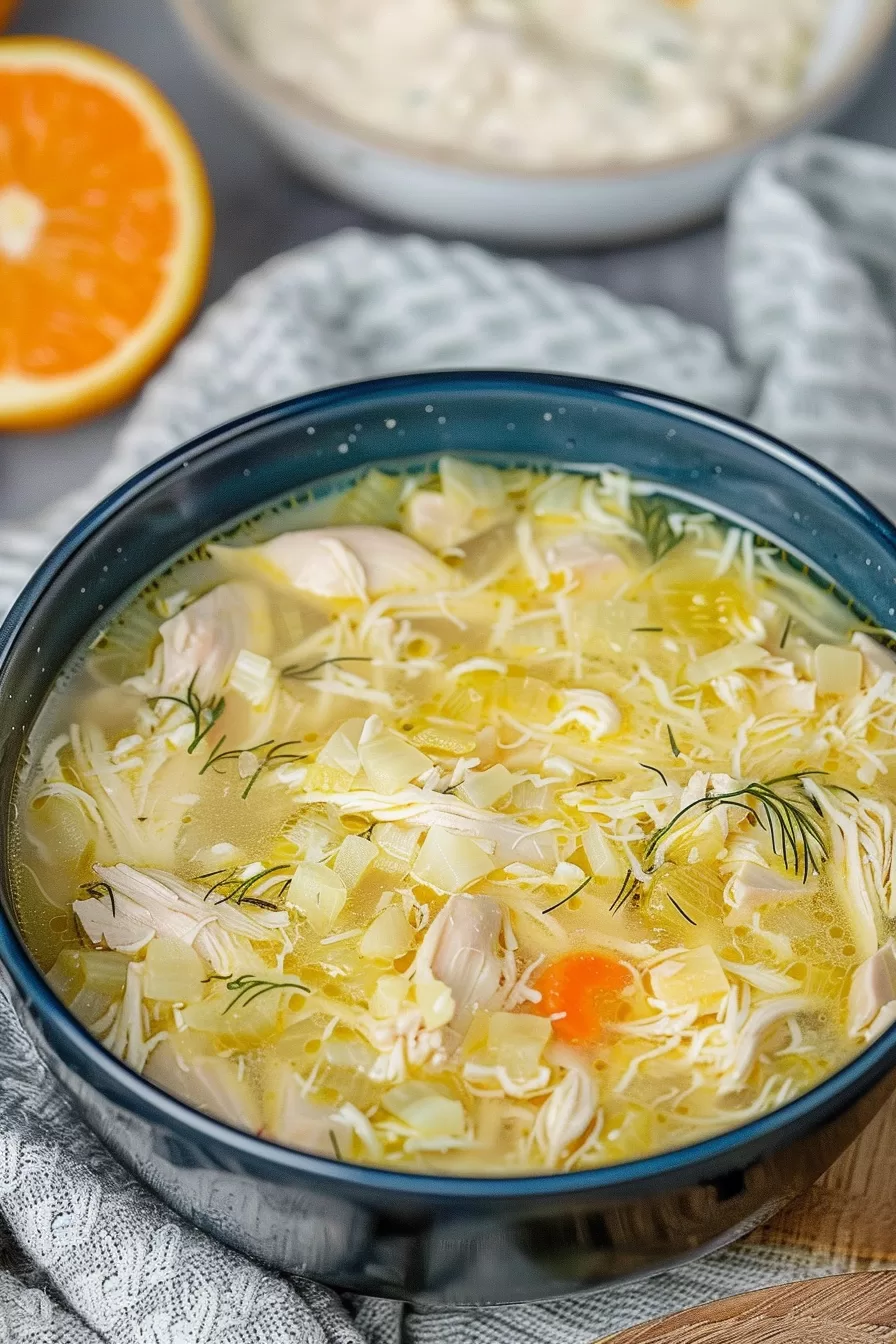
2,371,896,1306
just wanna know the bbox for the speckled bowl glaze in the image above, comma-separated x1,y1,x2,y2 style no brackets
2,372,896,1306
167,0,896,246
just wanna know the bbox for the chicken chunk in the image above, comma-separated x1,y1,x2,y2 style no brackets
544,535,626,588
414,894,502,1026
155,580,272,702
214,525,455,600
725,861,813,925
848,942,896,1037
405,490,479,551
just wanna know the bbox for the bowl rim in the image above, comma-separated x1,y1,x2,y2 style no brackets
4,368,896,1200
167,0,896,182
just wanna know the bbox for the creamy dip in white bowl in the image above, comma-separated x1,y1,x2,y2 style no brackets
169,0,895,245
230,0,829,171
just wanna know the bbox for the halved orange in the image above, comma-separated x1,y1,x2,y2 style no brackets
0,38,212,429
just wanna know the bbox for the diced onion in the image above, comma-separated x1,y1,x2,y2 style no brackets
815,644,862,696
370,973,410,1018
358,731,432,794
143,937,206,1003
416,976,455,1029
359,905,413,961
334,834,378,891
458,764,514,809
650,946,729,1013
317,717,366,775
440,457,506,511
288,861,347,934
227,648,278,707
583,824,624,879
413,825,494,893
382,1081,465,1137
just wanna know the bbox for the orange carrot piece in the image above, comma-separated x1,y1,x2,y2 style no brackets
534,952,632,1044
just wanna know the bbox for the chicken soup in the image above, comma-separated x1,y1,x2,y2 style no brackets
13,459,896,1173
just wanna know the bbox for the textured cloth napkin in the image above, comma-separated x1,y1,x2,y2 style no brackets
2,133,896,1344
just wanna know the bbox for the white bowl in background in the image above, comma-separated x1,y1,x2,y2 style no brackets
168,0,896,248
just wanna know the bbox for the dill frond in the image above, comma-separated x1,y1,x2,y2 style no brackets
204,972,309,1014
282,656,374,679
199,737,307,798
629,495,682,564
542,876,591,915
149,671,225,754
645,771,829,881
80,879,116,917
203,864,292,907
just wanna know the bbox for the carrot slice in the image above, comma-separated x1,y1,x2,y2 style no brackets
534,952,632,1045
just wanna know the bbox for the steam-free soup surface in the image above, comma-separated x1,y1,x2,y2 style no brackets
15,460,896,1173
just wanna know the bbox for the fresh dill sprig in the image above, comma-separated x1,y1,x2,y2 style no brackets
640,762,668,787
607,867,694,925
781,614,793,648
149,671,225,754
573,777,613,788
282,656,374,679
329,1129,342,1159
205,972,309,1014
666,724,681,758
203,864,292,907
80,880,116,917
633,626,664,633
644,771,828,882
542,876,591,915
609,868,638,916
654,884,697,927
629,495,682,564
200,737,307,798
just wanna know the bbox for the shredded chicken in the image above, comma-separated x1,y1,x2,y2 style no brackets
76,863,288,974
804,781,883,960
103,962,164,1072
533,1063,597,1164
723,996,815,1089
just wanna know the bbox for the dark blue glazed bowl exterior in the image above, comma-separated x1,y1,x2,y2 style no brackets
2,372,896,1307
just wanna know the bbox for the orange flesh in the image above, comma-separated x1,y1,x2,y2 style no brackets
534,953,632,1045
0,70,177,379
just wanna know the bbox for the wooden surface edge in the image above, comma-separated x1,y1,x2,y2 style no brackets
605,1272,896,1342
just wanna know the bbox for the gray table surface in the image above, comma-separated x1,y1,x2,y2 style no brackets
4,0,896,520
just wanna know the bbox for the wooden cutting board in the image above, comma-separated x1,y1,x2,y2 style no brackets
605,1091,896,1342
747,1088,896,1265
608,1274,896,1342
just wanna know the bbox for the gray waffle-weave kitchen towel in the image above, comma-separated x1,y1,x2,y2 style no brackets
0,133,895,1344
